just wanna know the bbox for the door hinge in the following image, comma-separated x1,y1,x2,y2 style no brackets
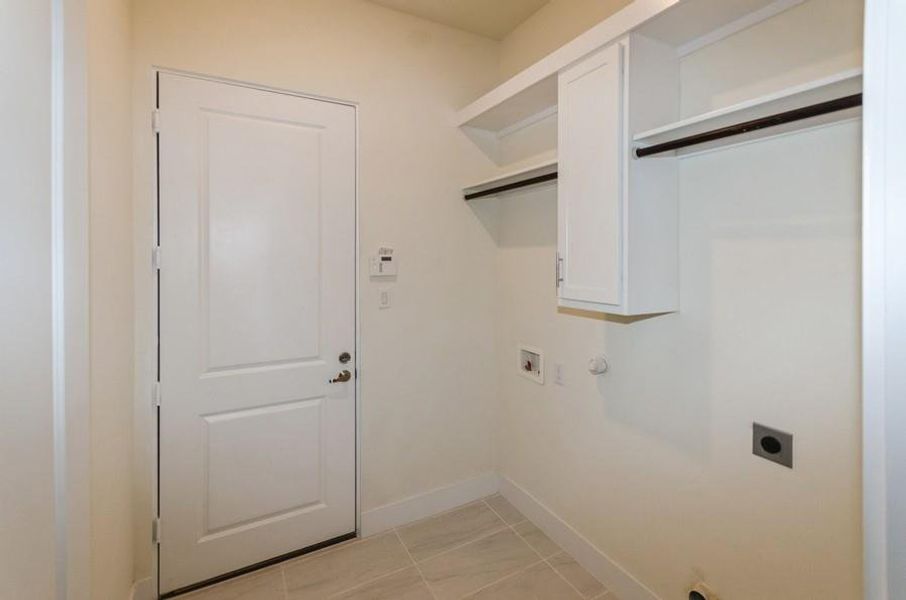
152,381,161,408
152,246,161,270
152,517,161,544
556,253,564,288
152,109,161,134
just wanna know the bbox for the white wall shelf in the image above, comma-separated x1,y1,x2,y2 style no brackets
633,68,863,154
463,156,557,200
456,0,804,136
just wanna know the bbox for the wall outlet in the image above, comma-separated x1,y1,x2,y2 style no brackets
752,423,793,469
554,363,565,386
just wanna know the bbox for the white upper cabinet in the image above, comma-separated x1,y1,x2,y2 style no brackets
457,0,863,317
557,43,625,307
557,35,679,315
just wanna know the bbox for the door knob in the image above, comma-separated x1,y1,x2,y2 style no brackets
339,352,351,364
329,369,352,384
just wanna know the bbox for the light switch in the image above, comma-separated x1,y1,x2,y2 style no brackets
379,288,392,309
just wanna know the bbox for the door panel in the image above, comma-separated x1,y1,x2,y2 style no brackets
158,73,356,594
204,111,323,370
203,398,324,533
558,43,624,306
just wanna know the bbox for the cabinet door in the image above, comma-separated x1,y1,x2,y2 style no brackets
558,43,624,307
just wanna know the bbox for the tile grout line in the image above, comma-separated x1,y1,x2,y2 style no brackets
447,498,560,599
280,564,290,600
484,496,606,600
480,497,527,529
397,498,495,534
544,551,599,600
402,523,512,566
394,528,440,600
322,562,419,599
456,558,548,599
399,498,541,600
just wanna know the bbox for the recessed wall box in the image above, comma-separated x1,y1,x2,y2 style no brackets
517,345,544,384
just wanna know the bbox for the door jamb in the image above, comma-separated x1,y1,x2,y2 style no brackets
147,68,361,598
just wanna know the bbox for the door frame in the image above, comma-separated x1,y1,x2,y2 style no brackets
145,68,361,599
862,0,906,597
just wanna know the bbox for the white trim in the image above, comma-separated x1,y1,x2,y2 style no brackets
153,66,358,109
360,473,500,537
456,0,807,132
497,106,558,139
52,1,91,598
499,476,661,600
455,0,677,129
51,0,68,594
129,578,153,600
863,0,906,598
354,81,363,540
676,0,805,57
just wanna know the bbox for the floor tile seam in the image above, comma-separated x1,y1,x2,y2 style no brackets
394,528,440,600
398,498,494,534
454,557,548,600
480,499,526,529
404,522,512,565
321,561,419,599
543,553,597,600
509,520,556,562
280,564,290,600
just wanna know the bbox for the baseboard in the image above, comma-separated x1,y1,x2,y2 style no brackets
130,577,153,600
499,476,662,600
360,472,499,537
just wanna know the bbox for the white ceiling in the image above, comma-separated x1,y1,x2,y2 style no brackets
367,0,550,40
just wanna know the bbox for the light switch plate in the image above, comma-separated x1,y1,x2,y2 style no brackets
378,288,391,309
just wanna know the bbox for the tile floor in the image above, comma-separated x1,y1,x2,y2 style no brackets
179,495,613,600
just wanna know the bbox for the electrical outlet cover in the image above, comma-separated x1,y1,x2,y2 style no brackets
752,423,793,468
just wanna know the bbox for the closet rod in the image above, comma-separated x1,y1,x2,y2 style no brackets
633,93,862,158
464,171,558,200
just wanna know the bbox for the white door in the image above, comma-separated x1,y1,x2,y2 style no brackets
557,43,624,307
157,73,356,594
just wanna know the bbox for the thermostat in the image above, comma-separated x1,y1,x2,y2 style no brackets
370,247,397,277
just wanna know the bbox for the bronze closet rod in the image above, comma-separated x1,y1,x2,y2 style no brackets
634,93,863,158
464,171,558,201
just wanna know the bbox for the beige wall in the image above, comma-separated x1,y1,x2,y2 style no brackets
87,0,135,598
121,0,865,594
0,3,57,598
491,1,863,598
131,0,502,580
498,0,631,80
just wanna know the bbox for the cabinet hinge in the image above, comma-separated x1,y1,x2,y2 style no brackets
152,109,161,134
152,246,161,270
556,253,564,288
152,518,161,544
152,381,161,408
